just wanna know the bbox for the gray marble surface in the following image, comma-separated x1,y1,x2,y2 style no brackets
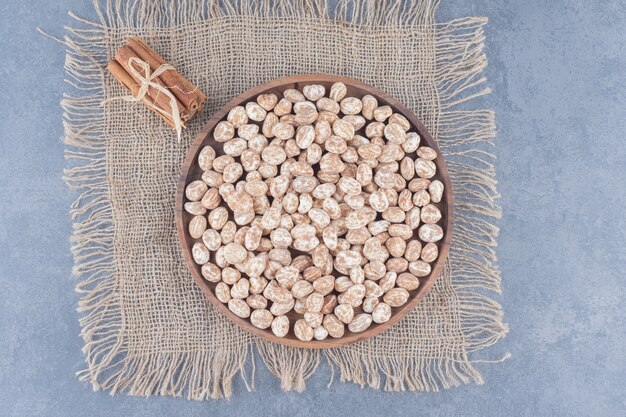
0,1,624,416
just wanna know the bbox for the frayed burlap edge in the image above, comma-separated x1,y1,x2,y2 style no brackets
62,0,507,399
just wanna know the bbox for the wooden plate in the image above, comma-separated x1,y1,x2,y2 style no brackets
175,74,454,348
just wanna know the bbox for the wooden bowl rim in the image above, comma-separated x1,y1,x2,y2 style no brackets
175,74,454,349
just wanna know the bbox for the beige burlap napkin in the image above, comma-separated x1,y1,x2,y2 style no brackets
64,0,506,399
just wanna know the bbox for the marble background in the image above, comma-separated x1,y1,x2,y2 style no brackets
0,1,624,416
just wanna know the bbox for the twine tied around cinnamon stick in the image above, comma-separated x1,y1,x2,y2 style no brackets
109,57,183,141
106,37,206,141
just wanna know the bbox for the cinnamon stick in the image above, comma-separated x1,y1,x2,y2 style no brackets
130,36,207,107
107,60,140,96
114,45,186,120
107,37,205,134
127,37,201,112
106,60,176,128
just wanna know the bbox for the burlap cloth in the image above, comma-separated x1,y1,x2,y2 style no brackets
64,0,507,399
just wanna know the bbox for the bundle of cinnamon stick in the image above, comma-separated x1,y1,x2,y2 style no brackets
107,37,206,131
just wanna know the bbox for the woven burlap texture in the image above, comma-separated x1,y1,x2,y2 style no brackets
64,0,506,399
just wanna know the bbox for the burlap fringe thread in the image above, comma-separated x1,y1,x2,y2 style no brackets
63,0,506,399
